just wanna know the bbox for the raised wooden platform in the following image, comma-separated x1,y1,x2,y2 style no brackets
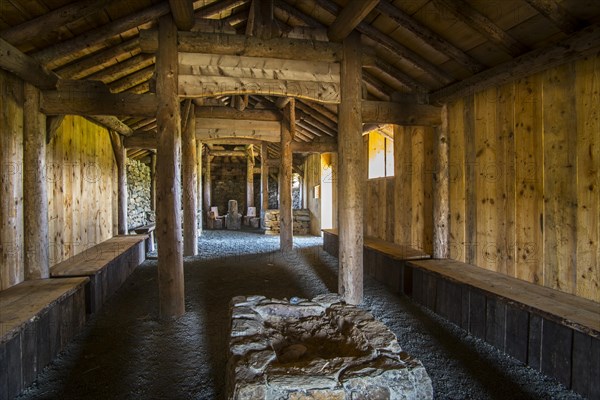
322,228,430,293
405,259,600,399
50,235,147,314
0,277,88,400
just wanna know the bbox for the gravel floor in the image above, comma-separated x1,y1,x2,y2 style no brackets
19,230,583,400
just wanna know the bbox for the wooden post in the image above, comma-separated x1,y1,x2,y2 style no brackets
246,145,255,209
196,142,203,234
23,83,49,280
280,99,294,253
261,142,269,226
182,102,198,256
109,130,128,235
156,15,184,318
338,32,364,305
150,153,156,213
433,104,450,258
204,153,212,212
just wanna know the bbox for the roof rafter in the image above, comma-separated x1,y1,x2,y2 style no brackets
327,0,380,42
524,0,581,34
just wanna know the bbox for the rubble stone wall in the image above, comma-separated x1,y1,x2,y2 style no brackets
263,209,311,235
126,158,151,229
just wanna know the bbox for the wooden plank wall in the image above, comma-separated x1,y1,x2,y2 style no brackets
448,54,600,302
0,69,24,290
47,116,116,266
304,153,321,236
363,126,434,254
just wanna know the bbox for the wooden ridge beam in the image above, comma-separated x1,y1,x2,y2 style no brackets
375,0,484,73
55,38,140,79
41,90,157,117
434,0,528,57
431,23,600,103
195,106,280,120
0,38,58,89
524,0,581,34
0,0,112,47
362,100,442,126
328,0,380,42
33,2,170,69
140,30,343,62
169,0,195,31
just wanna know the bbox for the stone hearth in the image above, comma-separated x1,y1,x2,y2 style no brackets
227,294,433,399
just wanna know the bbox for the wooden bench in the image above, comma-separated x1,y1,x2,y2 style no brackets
133,224,156,252
322,228,430,293
0,277,88,400
405,259,600,399
50,235,147,314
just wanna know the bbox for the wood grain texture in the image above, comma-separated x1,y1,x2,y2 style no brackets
279,100,294,253
47,116,116,267
182,102,198,256
0,70,24,290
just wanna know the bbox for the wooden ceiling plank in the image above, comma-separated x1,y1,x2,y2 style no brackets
87,53,154,83
327,0,380,42
41,90,157,117
0,37,58,89
169,0,195,31
431,23,600,103
33,2,170,69
433,0,528,57
524,0,580,34
0,0,112,47
375,0,484,73
55,37,140,79
317,0,453,84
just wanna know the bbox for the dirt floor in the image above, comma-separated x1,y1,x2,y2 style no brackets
18,230,583,400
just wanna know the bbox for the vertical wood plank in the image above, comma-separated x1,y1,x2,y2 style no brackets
156,15,184,318
412,127,425,250
448,99,467,262
541,319,573,387
23,82,49,280
0,70,24,289
575,55,600,302
464,94,477,264
182,102,198,256
338,31,364,305
423,127,434,255
514,75,544,285
474,86,498,271
505,304,529,363
543,63,577,294
433,104,450,258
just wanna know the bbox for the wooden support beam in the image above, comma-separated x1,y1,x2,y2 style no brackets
196,128,280,142
433,104,449,259
431,23,600,103
182,101,198,256
0,0,112,47
45,115,64,144
196,0,248,18
195,106,281,121
140,30,343,62
87,116,133,136
434,0,528,57
328,0,380,42
108,65,154,93
375,0,484,73
55,38,140,79
156,15,184,318
246,0,275,39
338,31,364,305
246,145,255,208
261,142,269,221
209,150,248,157
204,151,212,211
0,38,58,89
274,97,291,109
124,131,157,149
196,142,203,233
109,131,128,235
33,3,171,69
524,0,580,34
150,153,157,215
169,0,195,31
280,99,294,252
23,83,49,280
196,118,280,132
41,90,157,117
364,59,427,93
361,100,442,126
86,53,155,84
291,140,337,153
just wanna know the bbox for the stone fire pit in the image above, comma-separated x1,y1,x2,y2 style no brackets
227,294,433,399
